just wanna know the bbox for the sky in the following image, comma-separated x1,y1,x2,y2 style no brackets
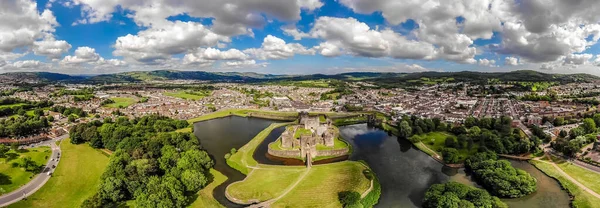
2,0,600,75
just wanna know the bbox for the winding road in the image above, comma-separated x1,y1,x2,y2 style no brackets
0,134,68,207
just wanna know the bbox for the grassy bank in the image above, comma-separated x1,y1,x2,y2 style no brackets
187,109,298,124
556,161,600,195
530,160,600,208
227,122,292,174
9,139,109,208
189,169,227,208
0,146,51,195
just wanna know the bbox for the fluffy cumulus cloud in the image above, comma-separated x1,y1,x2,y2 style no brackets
478,59,496,67
310,17,436,60
33,37,72,59
183,48,250,66
564,54,594,65
504,57,519,66
244,35,314,60
61,47,101,64
338,0,600,66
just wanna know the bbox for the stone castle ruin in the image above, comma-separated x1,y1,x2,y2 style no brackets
271,112,347,161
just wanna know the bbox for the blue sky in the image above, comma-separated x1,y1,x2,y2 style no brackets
2,0,600,75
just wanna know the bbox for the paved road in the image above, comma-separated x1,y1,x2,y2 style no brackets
0,134,68,207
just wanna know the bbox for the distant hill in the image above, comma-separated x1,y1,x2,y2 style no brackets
0,70,597,85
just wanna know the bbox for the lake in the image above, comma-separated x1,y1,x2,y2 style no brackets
193,117,571,208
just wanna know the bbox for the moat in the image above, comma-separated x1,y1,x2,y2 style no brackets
194,116,570,208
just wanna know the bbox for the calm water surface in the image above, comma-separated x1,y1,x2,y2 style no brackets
194,117,570,208
339,124,571,208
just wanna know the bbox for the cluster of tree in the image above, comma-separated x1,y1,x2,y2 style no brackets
50,88,94,97
75,115,210,207
0,86,32,96
49,106,87,117
423,182,507,208
320,87,354,100
405,116,539,161
73,94,95,102
0,98,54,117
551,117,600,157
343,104,364,112
338,191,362,208
69,115,189,150
571,98,600,106
100,99,115,106
12,156,42,172
0,116,50,138
519,93,555,102
465,152,537,198
82,132,213,207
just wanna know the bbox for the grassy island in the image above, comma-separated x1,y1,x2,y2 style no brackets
225,122,378,207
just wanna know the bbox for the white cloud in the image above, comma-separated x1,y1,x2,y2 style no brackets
564,53,593,65
310,17,436,60
61,46,101,64
113,21,230,63
504,56,519,66
478,58,496,67
183,48,249,65
281,25,310,40
243,35,314,60
33,37,72,59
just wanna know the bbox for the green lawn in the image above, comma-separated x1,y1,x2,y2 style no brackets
0,103,26,108
530,160,600,208
0,147,51,195
273,162,372,208
294,127,312,139
556,160,600,195
227,123,292,174
9,139,110,208
419,132,478,162
164,90,210,101
189,169,227,208
104,97,137,108
227,167,306,203
316,138,349,150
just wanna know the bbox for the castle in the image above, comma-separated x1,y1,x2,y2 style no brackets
280,112,336,158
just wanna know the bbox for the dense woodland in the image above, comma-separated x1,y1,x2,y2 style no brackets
0,115,50,138
465,152,537,198
69,115,213,207
423,182,507,208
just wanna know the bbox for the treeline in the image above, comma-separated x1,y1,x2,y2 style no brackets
0,98,54,117
68,115,212,207
69,115,189,149
552,116,600,157
0,115,50,138
423,182,507,208
49,106,87,118
465,152,537,198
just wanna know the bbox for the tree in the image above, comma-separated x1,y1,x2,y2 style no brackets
442,148,460,164
10,143,18,151
338,191,361,208
0,144,9,157
465,152,537,198
68,115,76,123
558,130,568,138
423,182,507,208
582,118,596,134
180,169,208,192
399,121,412,139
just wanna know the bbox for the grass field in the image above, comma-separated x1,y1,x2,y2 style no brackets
189,169,227,208
0,103,26,108
187,109,299,124
316,138,349,150
9,139,109,208
164,90,210,101
555,159,600,195
530,160,600,208
419,131,478,162
294,127,312,138
104,97,137,108
0,147,51,195
227,123,291,174
272,162,371,207
227,167,306,203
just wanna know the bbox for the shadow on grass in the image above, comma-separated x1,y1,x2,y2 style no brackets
0,173,13,185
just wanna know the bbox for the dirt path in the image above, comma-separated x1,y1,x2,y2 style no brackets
534,158,600,199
